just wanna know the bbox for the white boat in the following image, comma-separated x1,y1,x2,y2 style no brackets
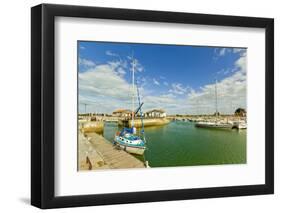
232,121,247,129
114,128,146,155
195,80,247,130
195,121,232,129
195,80,232,129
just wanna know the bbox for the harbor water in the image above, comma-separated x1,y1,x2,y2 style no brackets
102,121,246,167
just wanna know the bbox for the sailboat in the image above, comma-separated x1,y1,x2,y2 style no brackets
114,58,146,155
195,80,232,129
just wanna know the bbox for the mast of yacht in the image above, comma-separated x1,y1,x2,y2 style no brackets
215,79,218,123
132,58,135,128
136,80,146,142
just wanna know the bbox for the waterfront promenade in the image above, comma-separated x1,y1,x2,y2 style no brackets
78,131,145,170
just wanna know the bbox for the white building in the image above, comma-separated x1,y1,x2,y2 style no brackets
112,109,132,117
145,109,166,118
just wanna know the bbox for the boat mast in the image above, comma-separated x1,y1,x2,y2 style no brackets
132,58,135,127
215,79,218,122
136,80,146,141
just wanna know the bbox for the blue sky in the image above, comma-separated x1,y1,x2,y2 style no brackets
78,41,247,114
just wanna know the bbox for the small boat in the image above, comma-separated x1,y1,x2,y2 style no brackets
114,128,146,155
232,121,247,129
195,80,233,129
114,57,146,155
195,121,232,129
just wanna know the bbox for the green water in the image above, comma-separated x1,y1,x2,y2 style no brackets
102,121,246,167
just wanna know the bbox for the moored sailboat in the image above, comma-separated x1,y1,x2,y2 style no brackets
114,128,146,155
232,120,247,129
114,57,146,155
195,80,233,129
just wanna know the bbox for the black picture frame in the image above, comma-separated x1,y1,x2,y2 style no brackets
31,3,274,209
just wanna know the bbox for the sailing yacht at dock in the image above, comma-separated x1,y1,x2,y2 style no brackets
114,57,146,155
195,80,233,129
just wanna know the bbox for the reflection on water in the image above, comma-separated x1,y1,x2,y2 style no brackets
102,121,246,168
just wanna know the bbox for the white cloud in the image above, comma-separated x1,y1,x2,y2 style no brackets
213,48,227,60
214,47,245,60
105,50,119,57
235,54,246,73
79,50,247,115
218,48,227,56
107,60,127,76
185,53,247,114
214,48,229,57
79,58,95,67
127,56,144,72
217,68,233,75
116,67,126,76
79,56,148,113
163,82,169,86
169,83,188,95
79,60,179,114
153,78,160,85
233,48,246,55
141,93,183,113
79,63,132,98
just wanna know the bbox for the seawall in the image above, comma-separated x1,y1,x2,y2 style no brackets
119,118,170,128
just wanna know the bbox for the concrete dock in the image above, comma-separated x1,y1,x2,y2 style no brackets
78,131,145,170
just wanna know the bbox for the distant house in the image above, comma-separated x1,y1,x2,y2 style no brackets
145,109,166,118
112,109,132,117
235,108,246,117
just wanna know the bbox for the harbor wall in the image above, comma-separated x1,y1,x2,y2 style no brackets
119,118,170,128
79,120,104,133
